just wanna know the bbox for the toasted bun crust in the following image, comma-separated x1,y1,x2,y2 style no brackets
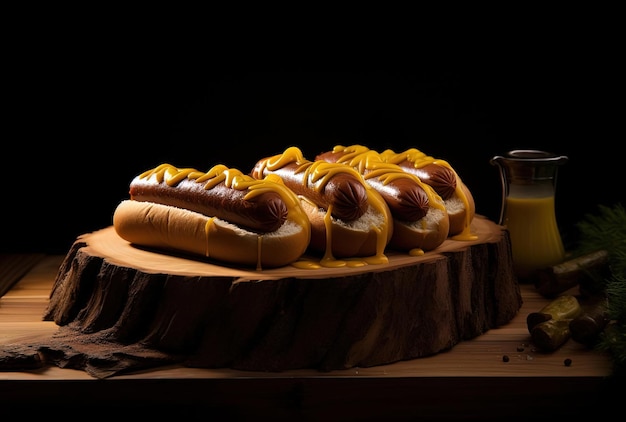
300,198,393,259
389,206,450,252
113,200,310,269
446,182,476,237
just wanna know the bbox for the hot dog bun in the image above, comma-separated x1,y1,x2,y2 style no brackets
298,187,393,262
113,200,310,268
251,147,393,264
113,164,311,269
315,145,451,253
387,205,450,253
441,181,475,239
380,147,477,241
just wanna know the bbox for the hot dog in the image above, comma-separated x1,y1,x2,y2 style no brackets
316,145,450,252
113,163,311,269
251,148,369,223
251,146,392,264
129,164,289,233
379,147,476,240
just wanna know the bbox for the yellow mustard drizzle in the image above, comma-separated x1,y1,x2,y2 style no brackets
355,183,390,266
320,205,335,264
330,145,446,213
259,146,366,195
139,163,311,271
409,248,425,257
379,147,477,241
256,236,263,272
257,146,390,269
320,204,351,268
139,163,208,186
139,149,468,270
204,217,216,258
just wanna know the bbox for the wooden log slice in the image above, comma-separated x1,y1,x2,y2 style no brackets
43,215,522,372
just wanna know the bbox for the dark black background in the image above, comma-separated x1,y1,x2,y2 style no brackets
4,62,622,254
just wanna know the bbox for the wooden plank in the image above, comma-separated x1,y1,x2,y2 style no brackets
0,255,613,379
0,253,45,298
0,255,618,418
0,255,59,324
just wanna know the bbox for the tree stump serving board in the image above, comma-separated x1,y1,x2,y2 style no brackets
42,215,522,374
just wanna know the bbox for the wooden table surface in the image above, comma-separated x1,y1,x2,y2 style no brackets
0,254,621,419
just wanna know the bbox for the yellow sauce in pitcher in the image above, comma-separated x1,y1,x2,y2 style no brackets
503,195,565,279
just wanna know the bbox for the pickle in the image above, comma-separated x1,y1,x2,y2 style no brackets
531,319,573,352
534,250,609,298
527,295,582,331
569,294,610,346
527,295,582,352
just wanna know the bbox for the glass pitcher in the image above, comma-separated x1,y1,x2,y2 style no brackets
490,150,568,281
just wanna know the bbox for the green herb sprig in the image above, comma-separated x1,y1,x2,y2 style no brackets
573,203,626,375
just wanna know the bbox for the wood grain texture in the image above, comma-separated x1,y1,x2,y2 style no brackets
0,254,617,419
0,256,613,379
0,253,45,297
37,216,522,374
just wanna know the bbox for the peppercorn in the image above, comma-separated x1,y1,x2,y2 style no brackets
564,358,572,367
